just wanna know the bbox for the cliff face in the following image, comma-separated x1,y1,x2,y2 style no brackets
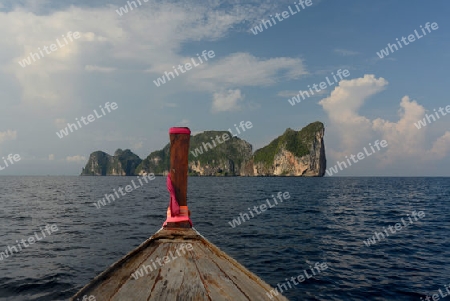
81,122,326,177
188,131,252,176
81,149,142,176
135,145,170,176
252,122,326,176
135,131,253,176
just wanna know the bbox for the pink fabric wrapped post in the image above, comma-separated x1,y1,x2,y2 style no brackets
163,173,192,227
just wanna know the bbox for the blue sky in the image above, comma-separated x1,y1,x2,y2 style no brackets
0,0,449,175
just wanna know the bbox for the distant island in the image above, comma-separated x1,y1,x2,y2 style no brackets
80,121,326,177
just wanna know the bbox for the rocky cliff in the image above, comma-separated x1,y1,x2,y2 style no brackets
81,122,326,177
135,131,252,176
80,149,142,176
251,122,326,176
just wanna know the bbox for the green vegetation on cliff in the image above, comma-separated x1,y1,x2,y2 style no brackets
135,131,252,176
81,121,326,176
253,121,324,167
188,131,248,165
135,144,170,175
114,149,142,175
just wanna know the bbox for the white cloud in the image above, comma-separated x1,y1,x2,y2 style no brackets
0,130,17,144
1,1,299,113
191,53,307,90
188,53,307,110
319,75,450,166
372,96,427,161
212,89,243,113
319,74,388,152
66,155,86,163
429,131,450,159
85,65,116,73
2,8,111,109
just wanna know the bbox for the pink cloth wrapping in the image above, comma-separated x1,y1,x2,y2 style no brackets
163,174,192,227
166,173,180,216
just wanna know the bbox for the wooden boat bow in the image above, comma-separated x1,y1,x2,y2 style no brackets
71,127,289,301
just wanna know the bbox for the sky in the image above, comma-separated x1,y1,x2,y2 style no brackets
0,0,449,176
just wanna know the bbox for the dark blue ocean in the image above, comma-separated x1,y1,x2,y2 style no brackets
0,176,449,301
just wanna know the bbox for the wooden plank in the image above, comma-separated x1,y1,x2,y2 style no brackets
71,228,290,301
85,242,161,301
196,234,289,301
110,242,171,301
146,241,209,300
70,230,165,301
190,240,250,300
152,228,200,240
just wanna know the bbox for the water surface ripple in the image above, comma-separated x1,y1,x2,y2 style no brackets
0,177,448,301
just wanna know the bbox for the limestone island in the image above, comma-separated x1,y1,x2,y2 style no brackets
80,121,326,177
